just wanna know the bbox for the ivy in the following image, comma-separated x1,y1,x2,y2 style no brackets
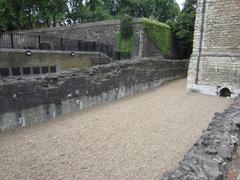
138,18,171,54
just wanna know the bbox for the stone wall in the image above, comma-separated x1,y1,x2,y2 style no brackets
0,58,188,131
0,49,111,78
187,0,240,97
162,96,240,179
15,20,120,50
14,20,163,58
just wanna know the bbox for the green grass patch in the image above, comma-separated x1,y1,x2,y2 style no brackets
138,18,171,54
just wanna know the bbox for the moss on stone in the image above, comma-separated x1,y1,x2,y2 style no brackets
138,18,171,54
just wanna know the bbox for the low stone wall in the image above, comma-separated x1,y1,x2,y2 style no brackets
0,58,188,131
0,49,111,78
162,96,240,180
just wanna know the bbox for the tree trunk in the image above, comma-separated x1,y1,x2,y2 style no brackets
53,14,57,27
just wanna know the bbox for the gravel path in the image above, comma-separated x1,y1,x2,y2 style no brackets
0,79,232,180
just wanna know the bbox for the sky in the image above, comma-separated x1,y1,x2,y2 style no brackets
176,0,185,9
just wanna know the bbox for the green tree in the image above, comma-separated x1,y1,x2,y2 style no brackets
37,0,67,27
0,0,11,31
109,0,180,22
117,15,135,53
151,0,180,22
171,0,197,58
67,0,111,24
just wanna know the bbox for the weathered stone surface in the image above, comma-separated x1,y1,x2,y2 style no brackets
162,96,240,179
10,19,180,59
0,57,188,131
187,0,240,97
0,49,111,77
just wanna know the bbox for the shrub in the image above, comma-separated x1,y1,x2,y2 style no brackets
120,15,134,39
117,15,135,53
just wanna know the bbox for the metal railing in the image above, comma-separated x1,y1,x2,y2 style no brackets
0,33,114,57
0,33,132,60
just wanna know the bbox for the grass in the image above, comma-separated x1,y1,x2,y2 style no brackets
138,18,171,54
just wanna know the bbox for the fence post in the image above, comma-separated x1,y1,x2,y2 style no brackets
38,36,41,49
10,33,14,49
61,38,63,51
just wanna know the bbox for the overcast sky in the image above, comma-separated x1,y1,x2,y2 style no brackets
176,0,185,9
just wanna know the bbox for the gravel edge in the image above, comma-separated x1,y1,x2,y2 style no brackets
161,96,240,180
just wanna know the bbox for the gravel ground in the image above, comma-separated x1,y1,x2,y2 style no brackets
0,79,232,180
226,146,240,180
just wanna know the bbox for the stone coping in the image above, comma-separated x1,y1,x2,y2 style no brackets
0,48,104,55
11,20,121,33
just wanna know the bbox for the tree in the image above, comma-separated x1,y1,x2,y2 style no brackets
170,0,197,58
0,0,181,30
37,0,68,27
109,0,180,22
0,0,11,31
67,0,111,24
149,0,180,22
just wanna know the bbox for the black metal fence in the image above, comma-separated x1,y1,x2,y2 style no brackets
0,33,132,60
0,33,114,57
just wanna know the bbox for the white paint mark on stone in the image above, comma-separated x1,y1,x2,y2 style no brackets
75,90,80,95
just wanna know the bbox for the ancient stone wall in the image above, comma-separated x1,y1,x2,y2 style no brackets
14,20,163,58
187,0,240,97
16,20,121,50
0,58,188,131
162,95,240,179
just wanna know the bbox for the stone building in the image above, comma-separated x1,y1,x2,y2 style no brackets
187,0,240,97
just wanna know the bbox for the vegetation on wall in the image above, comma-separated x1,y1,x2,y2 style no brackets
117,16,172,54
117,15,135,53
139,18,171,54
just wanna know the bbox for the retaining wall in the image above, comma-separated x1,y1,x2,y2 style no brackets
13,19,180,58
162,96,240,180
0,58,188,131
0,49,111,78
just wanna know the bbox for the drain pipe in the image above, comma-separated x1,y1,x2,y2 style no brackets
195,0,206,84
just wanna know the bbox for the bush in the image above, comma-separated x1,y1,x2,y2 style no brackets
117,15,135,53
120,15,134,39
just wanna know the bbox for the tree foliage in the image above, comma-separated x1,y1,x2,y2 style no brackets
120,15,134,39
117,15,135,53
0,0,67,30
0,0,181,31
170,0,197,58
